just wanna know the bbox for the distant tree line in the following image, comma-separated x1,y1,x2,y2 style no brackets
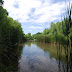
31,4,72,46
31,21,68,45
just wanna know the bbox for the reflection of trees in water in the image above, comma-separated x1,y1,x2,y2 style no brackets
36,42,65,60
25,41,38,47
0,45,23,72
29,42,72,72
27,42,31,47
57,44,72,72
24,42,31,47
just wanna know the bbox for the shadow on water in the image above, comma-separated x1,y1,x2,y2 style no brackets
0,45,23,72
32,42,72,72
56,44,72,72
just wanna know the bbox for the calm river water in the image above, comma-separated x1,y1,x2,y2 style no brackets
18,42,71,72
0,42,72,72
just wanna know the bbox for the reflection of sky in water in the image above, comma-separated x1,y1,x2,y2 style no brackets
18,43,61,72
22,44,49,56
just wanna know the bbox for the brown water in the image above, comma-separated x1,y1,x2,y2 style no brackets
18,42,71,72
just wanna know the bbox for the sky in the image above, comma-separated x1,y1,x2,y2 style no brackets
3,0,71,35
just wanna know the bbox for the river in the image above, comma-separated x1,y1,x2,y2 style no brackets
18,42,71,72
0,42,72,72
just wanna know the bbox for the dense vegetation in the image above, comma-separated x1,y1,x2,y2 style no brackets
0,1,27,72
31,8,72,46
0,1,27,47
31,21,67,44
31,20,72,45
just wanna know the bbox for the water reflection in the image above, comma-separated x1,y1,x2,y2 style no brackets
57,44,72,72
18,42,72,72
0,45,23,72
0,42,72,72
18,42,59,72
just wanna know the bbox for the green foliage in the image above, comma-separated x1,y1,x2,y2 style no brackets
32,20,70,45
43,28,50,35
25,33,32,40
0,5,27,72
0,6,27,46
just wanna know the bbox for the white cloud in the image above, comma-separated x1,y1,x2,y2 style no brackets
33,2,65,23
3,0,66,23
3,0,71,34
29,26,43,29
3,0,42,22
27,30,32,32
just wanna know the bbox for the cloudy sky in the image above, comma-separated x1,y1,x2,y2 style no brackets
3,0,70,35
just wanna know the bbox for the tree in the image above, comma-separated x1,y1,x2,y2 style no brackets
0,0,4,5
